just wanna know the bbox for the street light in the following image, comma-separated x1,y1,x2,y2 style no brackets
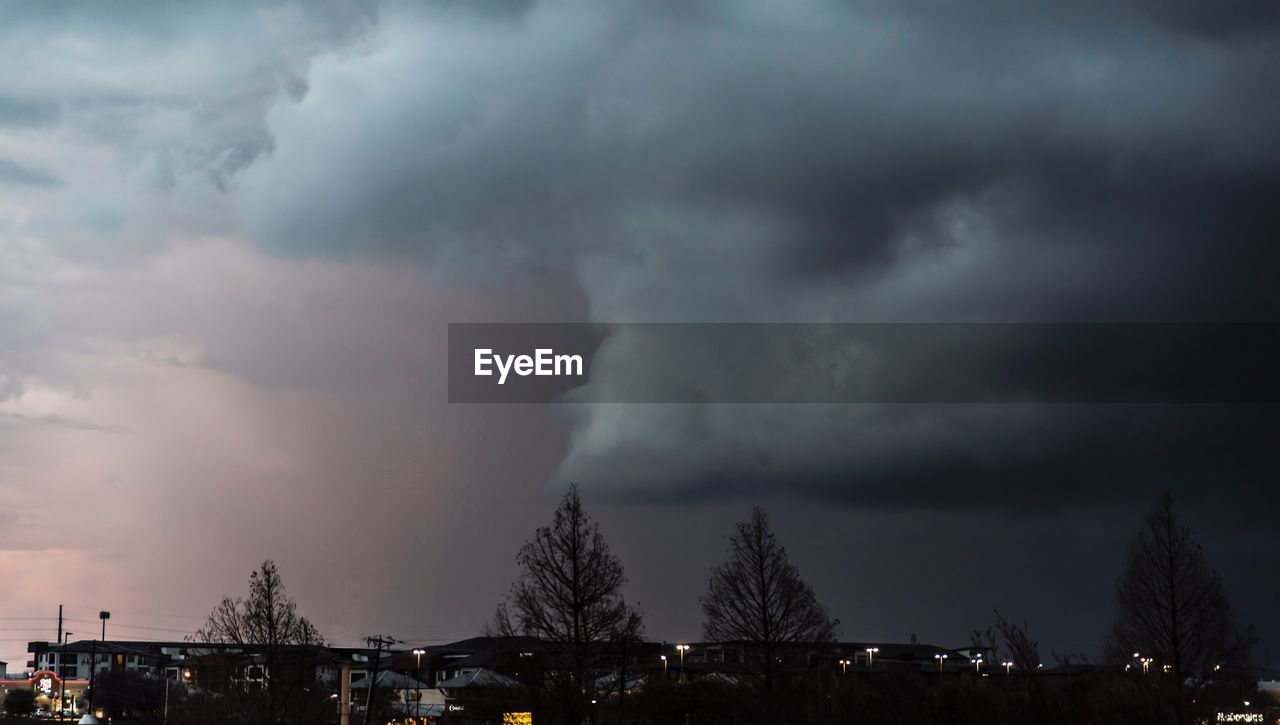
973,654,983,672
1131,652,1154,674
934,653,948,672
660,655,668,679
163,668,190,725
412,649,426,718
838,659,851,674
1002,660,1014,674
865,646,879,669
88,612,109,715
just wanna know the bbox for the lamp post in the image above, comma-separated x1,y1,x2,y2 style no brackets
88,612,108,714
865,646,879,669
1132,653,1152,675
934,653,948,673
676,645,689,682
660,655,668,680
838,659,850,675
164,669,188,725
973,654,982,672
1002,660,1014,674
412,649,425,718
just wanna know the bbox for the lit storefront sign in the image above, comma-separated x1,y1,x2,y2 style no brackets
1216,713,1264,723
30,670,62,696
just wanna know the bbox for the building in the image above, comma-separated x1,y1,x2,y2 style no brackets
349,669,433,718
30,639,170,680
0,669,90,717
24,639,386,720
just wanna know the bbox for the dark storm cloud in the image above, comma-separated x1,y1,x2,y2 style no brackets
563,405,1279,511
243,0,1280,308
7,0,1280,660
234,0,1280,517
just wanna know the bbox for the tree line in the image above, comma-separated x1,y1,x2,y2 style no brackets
487,486,1257,725
68,487,1255,724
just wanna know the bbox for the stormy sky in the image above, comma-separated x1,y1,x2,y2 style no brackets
2,0,1279,671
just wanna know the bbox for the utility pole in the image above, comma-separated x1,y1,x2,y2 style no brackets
363,635,395,725
339,662,351,725
60,630,71,722
55,604,63,720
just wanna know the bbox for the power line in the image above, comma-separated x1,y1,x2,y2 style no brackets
66,619,195,635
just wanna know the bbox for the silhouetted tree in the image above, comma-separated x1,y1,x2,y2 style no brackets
1104,492,1255,722
94,670,164,720
496,484,644,725
4,687,35,716
701,507,838,695
193,559,325,722
993,610,1041,672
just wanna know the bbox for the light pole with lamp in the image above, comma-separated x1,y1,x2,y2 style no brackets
660,655,667,680
412,648,426,718
88,612,108,715
163,669,191,725
1002,660,1014,674
838,659,850,675
1132,653,1152,674
676,645,690,683
934,653,948,673
865,647,879,669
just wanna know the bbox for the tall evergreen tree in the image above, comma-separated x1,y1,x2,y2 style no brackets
701,507,837,694
497,484,643,725
1105,492,1255,722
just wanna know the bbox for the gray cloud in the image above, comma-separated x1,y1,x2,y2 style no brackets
0,94,60,127
0,157,61,187
0,411,131,433
230,0,1280,653
235,0,1280,507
